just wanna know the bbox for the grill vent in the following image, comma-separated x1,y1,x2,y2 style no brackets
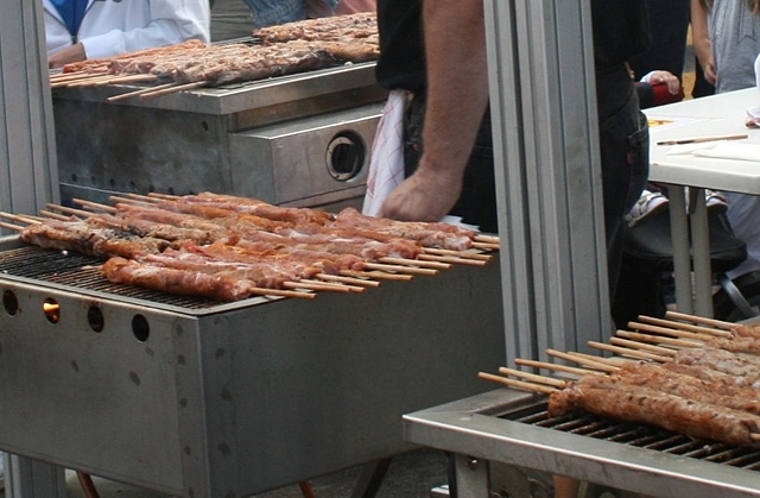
502,399,760,471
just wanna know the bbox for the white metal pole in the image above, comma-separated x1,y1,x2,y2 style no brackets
485,0,610,364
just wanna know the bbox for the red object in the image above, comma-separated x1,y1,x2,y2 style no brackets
651,81,685,106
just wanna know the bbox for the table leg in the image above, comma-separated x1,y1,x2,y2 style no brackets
668,186,693,314
689,187,714,317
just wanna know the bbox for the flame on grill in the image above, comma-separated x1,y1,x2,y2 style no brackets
43,299,60,324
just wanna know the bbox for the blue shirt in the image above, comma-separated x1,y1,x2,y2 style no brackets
50,0,89,36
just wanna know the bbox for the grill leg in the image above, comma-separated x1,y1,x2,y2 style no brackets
349,457,393,498
5,454,67,498
453,454,489,498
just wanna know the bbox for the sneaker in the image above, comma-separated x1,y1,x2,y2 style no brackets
706,189,728,214
625,189,670,227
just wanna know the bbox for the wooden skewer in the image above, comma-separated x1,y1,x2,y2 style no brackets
609,337,677,356
615,329,703,348
0,212,41,225
46,203,93,218
108,82,178,102
109,195,153,207
547,349,620,373
96,74,159,86
627,321,713,341
376,256,450,270
364,262,437,276
513,358,603,377
477,372,556,395
340,270,413,281
139,81,207,100
416,254,487,266
421,247,492,261
125,193,162,202
587,341,672,363
316,274,380,288
248,288,315,300
474,234,499,244
664,310,737,331
0,220,23,232
73,198,118,213
471,241,499,250
147,192,180,200
65,74,125,88
38,209,75,221
497,367,568,388
637,315,733,338
283,280,354,293
751,434,760,443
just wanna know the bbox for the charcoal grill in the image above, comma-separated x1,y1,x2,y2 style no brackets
51,58,386,211
0,235,505,497
405,389,760,498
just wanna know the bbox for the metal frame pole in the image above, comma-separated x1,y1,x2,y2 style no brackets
485,0,609,364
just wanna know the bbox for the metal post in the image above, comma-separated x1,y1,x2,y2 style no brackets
1,1,64,496
485,0,609,364
0,0,59,225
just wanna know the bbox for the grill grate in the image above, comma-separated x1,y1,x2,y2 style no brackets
0,246,221,309
501,399,760,472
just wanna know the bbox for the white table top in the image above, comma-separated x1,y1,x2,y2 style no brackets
645,87,760,194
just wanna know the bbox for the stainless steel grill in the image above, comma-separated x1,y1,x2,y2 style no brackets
52,60,386,211
0,236,506,497
405,389,760,498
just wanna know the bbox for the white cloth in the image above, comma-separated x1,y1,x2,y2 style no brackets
44,0,210,60
361,89,408,216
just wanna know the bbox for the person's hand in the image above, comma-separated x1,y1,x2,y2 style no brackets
48,43,86,69
640,70,681,95
378,164,463,222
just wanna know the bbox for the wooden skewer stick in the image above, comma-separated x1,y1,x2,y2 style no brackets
477,372,557,395
340,270,413,281
147,192,181,200
0,212,41,225
376,256,450,270
471,241,499,250
283,281,353,293
0,220,23,232
46,203,92,218
364,262,437,276
124,193,162,202
96,74,159,86
474,234,499,244
615,330,703,348
73,198,118,214
38,209,75,221
139,81,207,100
751,434,760,443
248,288,315,300
609,337,677,356
416,253,487,266
421,247,492,261
514,358,603,377
108,82,178,102
587,341,672,363
637,315,733,338
627,321,713,341
109,195,154,207
65,75,125,88
546,348,620,373
497,367,568,388
664,310,737,331
316,274,380,288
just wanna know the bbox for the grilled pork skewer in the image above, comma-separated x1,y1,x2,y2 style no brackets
549,374,760,447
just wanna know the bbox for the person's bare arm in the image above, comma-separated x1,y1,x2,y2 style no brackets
48,43,86,69
379,0,490,222
691,0,716,85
